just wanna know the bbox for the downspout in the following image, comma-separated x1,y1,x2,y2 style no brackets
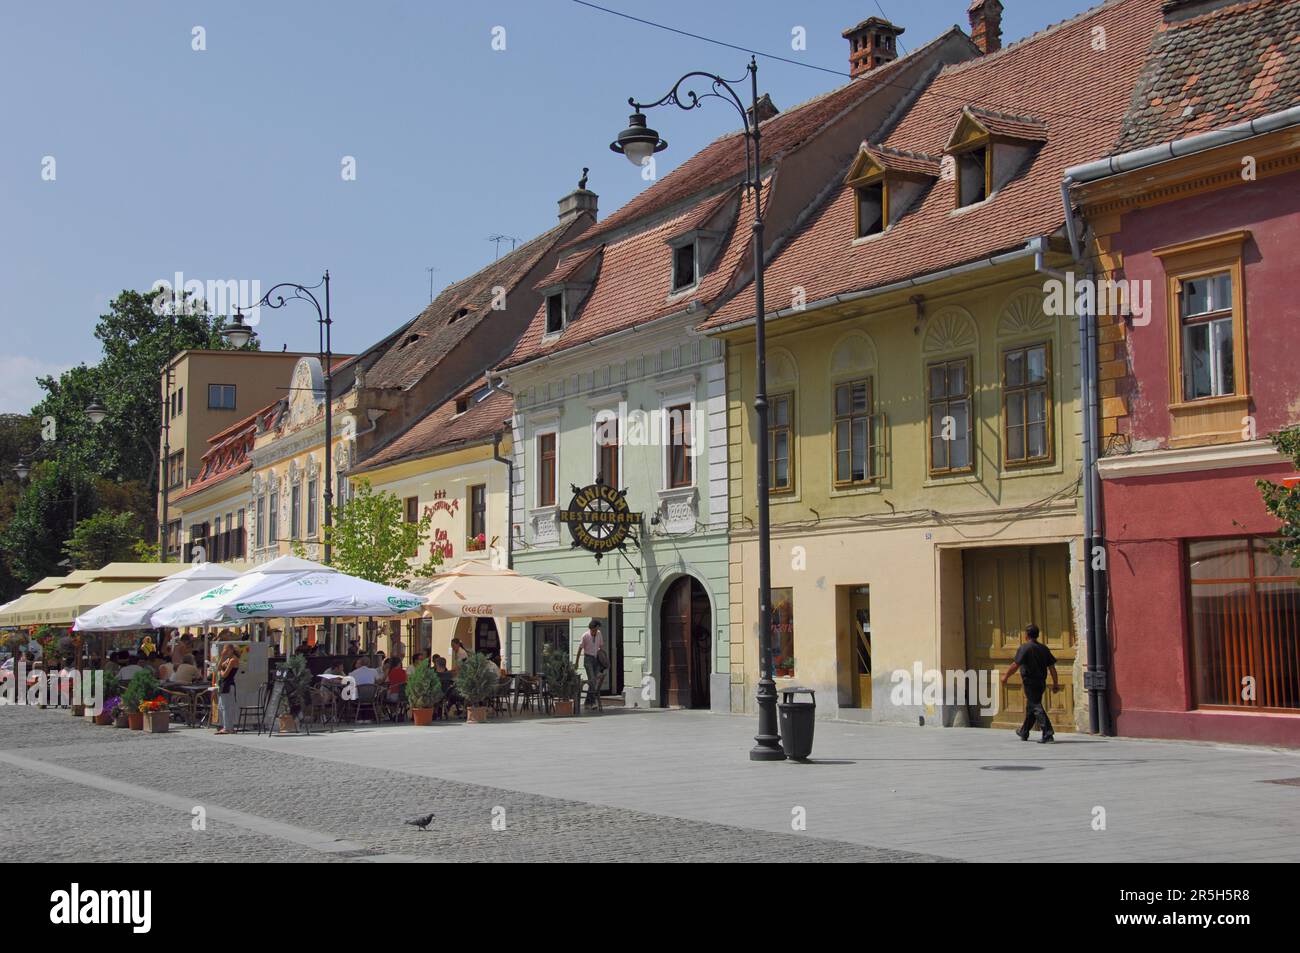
492,427,514,675
1058,176,1111,737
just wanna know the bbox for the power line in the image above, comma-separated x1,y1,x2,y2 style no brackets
570,0,1119,128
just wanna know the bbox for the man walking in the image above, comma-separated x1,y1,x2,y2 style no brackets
578,619,604,709
1001,623,1058,743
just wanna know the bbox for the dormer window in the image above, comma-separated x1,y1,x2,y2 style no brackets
855,181,885,237
545,292,565,334
957,146,989,207
454,396,470,415
844,144,939,241
673,242,697,291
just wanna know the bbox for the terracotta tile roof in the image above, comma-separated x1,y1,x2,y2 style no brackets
1114,0,1300,151
862,143,943,177
173,402,278,501
363,216,588,391
963,106,1050,141
571,28,970,249
702,0,1163,332
349,384,512,474
501,182,762,368
535,244,603,290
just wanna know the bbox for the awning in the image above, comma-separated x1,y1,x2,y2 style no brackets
410,561,608,621
0,576,66,628
74,562,234,631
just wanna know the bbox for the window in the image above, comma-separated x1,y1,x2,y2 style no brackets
957,146,988,207
175,387,183,416
1188,537,1299,710
469,484,487,540
768,394,794,492
290,485,301,539
1002,342,1051,466
306,477,319,536
672,242,697,291
454,396,470,415
928,357,973,475
208,384,236,410
167,520,182,557
833,379,877,487
256,495,266,549
336,474,349,509
855,181,885,237
666,403,692,488
596,415,620,487
268,487,279,543
537,432,557,506
167,451,185,489
772,587,795,677
545,293,564,334
1179,271,1236,401
404,496,419,524
213,516,222,561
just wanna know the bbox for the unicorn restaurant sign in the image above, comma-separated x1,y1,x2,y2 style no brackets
559,482,642,561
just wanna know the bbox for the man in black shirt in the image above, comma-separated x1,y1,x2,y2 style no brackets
1001,624,1058,743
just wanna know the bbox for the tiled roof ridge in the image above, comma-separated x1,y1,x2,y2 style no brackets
424,217,572,318
865,142,945,163
201,401,277,447
965,105,1049,126
942,0,1137,76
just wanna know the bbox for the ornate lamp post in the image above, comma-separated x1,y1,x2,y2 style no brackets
222,273,335,566
612,58,783,761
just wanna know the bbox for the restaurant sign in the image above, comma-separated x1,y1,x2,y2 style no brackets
559,482,641,561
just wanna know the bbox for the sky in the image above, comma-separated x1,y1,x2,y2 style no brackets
0,0,1099,412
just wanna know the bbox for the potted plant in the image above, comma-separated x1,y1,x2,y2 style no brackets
465,532,487,552
542,646,580,717
278,655,314,733
93,675,123,725
405,661,444,726
96,696,120,726
121,670,160,731
454,652,499,724
140,697,169,733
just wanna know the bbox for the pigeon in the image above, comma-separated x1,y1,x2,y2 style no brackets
405,813,435,831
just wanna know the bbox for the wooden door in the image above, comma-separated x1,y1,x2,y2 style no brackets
964,545,1075,730
660,578,690,707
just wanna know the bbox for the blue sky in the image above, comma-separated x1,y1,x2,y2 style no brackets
0,0,1098,412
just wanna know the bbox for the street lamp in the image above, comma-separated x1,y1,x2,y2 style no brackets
222,273,335,567
12,402,107,552
12,457,30,481
83,401,108,425
613,58,783,761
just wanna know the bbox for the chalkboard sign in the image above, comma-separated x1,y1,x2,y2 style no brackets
262,667,290,734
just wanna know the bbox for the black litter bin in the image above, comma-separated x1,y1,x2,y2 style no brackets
778,687,816,761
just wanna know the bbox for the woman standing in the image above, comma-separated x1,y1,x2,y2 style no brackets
215,644,240,735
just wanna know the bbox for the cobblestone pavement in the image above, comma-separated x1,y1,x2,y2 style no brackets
0,708,950,863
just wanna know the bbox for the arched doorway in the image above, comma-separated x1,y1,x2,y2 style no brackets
659,576,711,708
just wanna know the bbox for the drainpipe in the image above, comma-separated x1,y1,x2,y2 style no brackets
492,427,514,674
1056,177,1111,737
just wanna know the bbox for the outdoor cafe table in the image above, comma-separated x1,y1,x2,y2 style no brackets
165,682,213,728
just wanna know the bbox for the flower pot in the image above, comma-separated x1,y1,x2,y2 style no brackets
94,712,113,726
144,711,169,733
278,713,298,733
411,707,434,726
465,705,489,724
127,712,144,731
552,699,575,717
70,704,86,718
113,713,129,728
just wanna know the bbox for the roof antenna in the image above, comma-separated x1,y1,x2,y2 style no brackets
425,266,439,303
487,235,521,260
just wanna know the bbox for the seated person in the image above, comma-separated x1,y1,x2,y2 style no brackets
431,655,448,673
351,656,379,687
171,655,200,685
383,659,407,703
117,659,146,680
157,660,174,681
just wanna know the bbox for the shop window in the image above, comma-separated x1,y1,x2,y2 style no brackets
1188,537,1299,711
772,588,795,677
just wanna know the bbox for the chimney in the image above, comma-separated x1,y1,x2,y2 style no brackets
968,0,1003,55
746,93,780,126
558,168,598,224
842,17,905,79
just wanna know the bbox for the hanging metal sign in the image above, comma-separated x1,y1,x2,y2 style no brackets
559,482,641,561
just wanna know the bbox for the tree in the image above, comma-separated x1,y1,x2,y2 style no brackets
1258,426,1300,568
324,480,442,587
1,460,80,585
63,510,145,570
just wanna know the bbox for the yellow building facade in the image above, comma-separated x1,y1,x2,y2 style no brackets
720,261,1087,729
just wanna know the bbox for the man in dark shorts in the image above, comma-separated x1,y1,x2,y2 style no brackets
1000,623,1058,743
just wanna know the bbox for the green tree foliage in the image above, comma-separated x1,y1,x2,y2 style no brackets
2,461,79,585
63,510,143,570
324,480,442,587
1258,426,1300,568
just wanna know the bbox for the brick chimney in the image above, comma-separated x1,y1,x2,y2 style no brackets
968,0,1003,55
747,93,780,126
842,17,905,79
558,168,598,223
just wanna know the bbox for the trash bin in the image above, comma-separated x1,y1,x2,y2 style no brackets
778,687,816,761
